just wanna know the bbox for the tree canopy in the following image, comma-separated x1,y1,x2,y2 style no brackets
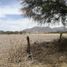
21,0,67,25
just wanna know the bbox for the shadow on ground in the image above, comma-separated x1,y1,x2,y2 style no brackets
7,37,67,67
31,37,67,64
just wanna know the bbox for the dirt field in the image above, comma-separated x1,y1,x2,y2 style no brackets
0,33,67,67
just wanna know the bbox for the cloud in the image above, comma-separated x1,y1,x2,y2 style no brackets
0,0,38,31
0,0,64,31
0,6,21,17
0,18,37,31
0,0,22,18
0,16,64,31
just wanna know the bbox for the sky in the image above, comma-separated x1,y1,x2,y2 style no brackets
0,0,39,31
0,0,63,31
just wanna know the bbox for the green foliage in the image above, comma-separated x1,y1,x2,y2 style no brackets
21,0,67,25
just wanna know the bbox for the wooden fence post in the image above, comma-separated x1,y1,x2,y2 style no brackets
26,36,32,60
59,32,63,42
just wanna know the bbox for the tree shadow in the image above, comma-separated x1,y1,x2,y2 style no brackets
31,37,67,65
53,37,67,52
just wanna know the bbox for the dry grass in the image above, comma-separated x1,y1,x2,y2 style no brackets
0,33,67,67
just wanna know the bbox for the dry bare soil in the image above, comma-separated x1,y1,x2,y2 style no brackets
0,33,67,67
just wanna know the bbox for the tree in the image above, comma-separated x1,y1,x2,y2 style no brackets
21,0,67,40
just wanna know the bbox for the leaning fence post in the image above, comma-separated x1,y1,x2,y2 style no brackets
26,36,32,60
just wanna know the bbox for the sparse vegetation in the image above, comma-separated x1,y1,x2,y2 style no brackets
0,34,67,67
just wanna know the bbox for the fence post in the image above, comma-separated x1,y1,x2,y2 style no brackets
26,36,32,60
59,32,63,42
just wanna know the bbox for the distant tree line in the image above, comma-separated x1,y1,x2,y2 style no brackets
0,31,26,34
0,31,67,34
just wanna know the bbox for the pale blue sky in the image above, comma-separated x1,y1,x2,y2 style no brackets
0,0,38,31
0,0,63,31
